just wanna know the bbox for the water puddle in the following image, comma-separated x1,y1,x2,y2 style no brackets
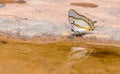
0,39,120,74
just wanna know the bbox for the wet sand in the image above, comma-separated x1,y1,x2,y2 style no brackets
0,0,26,4
70,2,98,8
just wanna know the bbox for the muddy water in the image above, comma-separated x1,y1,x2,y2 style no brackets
0,40,120,74
66,42,120,74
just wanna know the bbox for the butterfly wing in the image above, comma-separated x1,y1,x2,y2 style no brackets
68,9,95,33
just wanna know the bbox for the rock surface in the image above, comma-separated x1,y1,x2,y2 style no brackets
0,15,70,39
0,0,120,44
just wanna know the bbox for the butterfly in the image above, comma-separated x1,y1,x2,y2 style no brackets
68,9,96,35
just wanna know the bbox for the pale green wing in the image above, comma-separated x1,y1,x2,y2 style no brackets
68,9,95,31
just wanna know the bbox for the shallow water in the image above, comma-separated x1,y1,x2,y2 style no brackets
0,40,120,74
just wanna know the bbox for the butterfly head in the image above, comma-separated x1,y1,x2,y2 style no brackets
90,21,97,31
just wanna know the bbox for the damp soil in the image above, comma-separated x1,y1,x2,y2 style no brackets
71,2,98,8
0,38,120,74
0,0,26,4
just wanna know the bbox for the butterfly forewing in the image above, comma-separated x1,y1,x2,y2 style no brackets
68,9,95,31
